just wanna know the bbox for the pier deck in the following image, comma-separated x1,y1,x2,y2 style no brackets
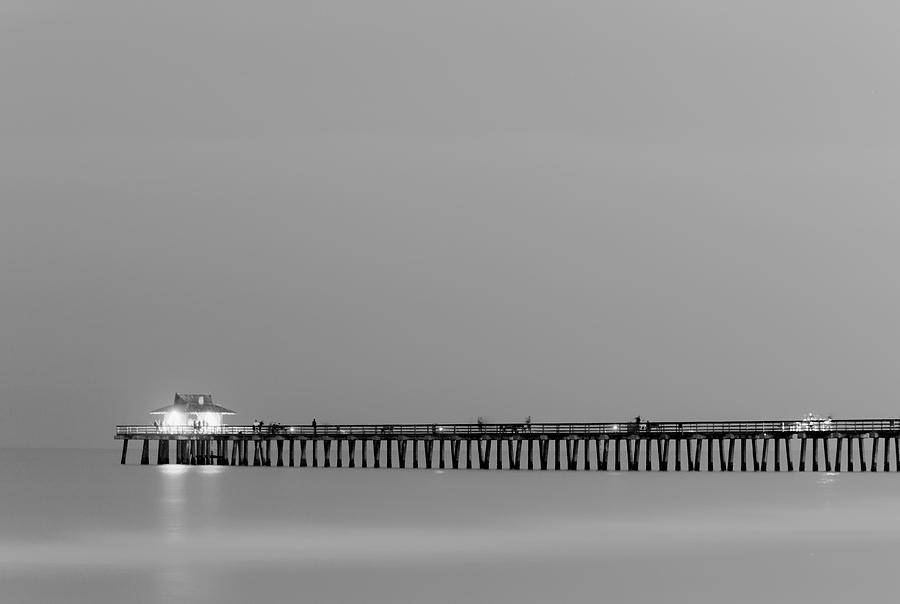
115,419,900,471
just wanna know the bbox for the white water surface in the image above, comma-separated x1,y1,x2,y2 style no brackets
1,449,898,603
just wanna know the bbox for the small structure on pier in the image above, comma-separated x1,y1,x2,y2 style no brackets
150,393,235,428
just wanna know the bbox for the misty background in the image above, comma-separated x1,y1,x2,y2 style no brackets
1,1,899,448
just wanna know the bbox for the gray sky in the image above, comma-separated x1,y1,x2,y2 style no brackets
2,1,899,447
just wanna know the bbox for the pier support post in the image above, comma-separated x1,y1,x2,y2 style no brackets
740,438,747,472
483,439,493,470
555,439,562,471
848,437,856,472
799,438,807,472
387,439,393,469
324,439,332,468
694,438,703,472
140,439,150,465
883,437,890,472
584,438,591,471
633,438,640,471
230,440,238,466
811,438,819,472
646,438,654,471
624,439,634,471
398,438,408,469
686,439,694,471
453,439,463,469
467,439,473,469
539,439,550,470
894,436,900,472
773,438,781,471
190,439,198,465
857,438,866,472
824,438,832,472
751,438,759,471
835,437,843,472
726,438,734,472
120,439,129,464
157,440,168,465
312,439,319,468
412,439,419,469
527,439,534,470
614,439,622,471
675,438,682,471
252,441,261,466
871,437,879,472
490,439,496,470
277,440,285,467
299,439,308,467
361,439,368,468
373,439,382,469
718,438,727,471
784,437,793,471
336,439,344,468
290,440,295,467
761,438,769,471
426,439,435,469
657,438,669,472
599,439,608,471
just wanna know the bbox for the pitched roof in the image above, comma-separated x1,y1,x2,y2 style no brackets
150,393,235,415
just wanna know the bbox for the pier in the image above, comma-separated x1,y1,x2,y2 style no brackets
116,418,900,472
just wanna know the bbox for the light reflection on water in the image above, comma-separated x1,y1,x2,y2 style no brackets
3,449,900,604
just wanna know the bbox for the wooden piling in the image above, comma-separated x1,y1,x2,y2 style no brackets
694,438,703,472
871,436,879,472
600,439,609,471
811,438,819,472
140,439,150,465
277,440,285,467
774,437,781,472
761,438,769,472
299,439,308,467
386,438,393,469
726,438,734,472
835,437,843,472
555,439,562,471
290,439,296,467
538,436,550,470
614,439,622,471
361,439,368,468
398,438,408,469
120,439,129,464
674,438,682,472
718,438,726,471
373,439,381,469
823,437,831,472
412,439,419,469
857,437,866,472
336,439,344,468
847,436,856,472
799,438,807,472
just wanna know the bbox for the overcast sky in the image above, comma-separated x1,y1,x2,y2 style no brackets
2,1,899,447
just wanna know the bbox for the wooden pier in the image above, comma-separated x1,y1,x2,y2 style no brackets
116,419,900,472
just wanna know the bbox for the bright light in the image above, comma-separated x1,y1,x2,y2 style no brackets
201,412,221,427
165,411,186,426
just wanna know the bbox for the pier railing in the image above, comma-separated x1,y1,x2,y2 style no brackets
116,418,900,438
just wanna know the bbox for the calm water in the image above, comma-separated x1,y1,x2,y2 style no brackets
2,448,899,603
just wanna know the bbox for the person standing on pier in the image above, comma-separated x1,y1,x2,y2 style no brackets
312,418,317,435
